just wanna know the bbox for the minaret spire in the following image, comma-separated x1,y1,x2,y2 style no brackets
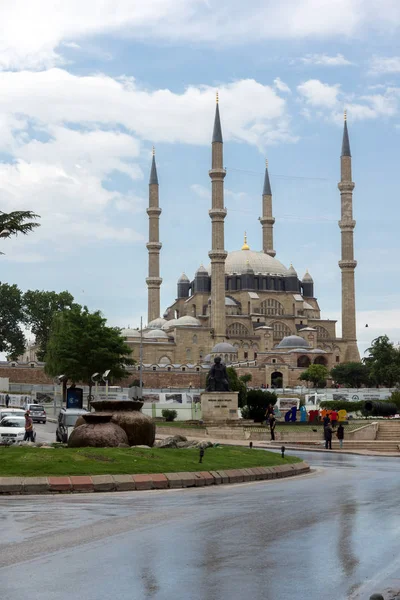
338,113,360,361
208,93,227,341
146,147,162,323
260,158,276,257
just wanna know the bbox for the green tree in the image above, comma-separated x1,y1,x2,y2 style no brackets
330,362,369,388
23,290,75,361
45,306,135,399
0,282,25,359
227,366,247,407
239,373,252,387
242,389,278,422
364,335,400,387
299,364,329,388
0,211,40,253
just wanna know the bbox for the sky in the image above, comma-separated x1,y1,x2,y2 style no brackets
1,0,400,357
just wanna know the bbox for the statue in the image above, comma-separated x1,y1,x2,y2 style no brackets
206,357,230,392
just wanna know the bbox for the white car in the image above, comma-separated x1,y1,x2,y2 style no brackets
0,416,36,444
0,408,25,422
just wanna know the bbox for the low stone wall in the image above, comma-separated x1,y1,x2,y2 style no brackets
0,461,310,495
347,422,378,440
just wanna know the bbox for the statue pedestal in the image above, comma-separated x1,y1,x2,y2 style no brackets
201,392,239,422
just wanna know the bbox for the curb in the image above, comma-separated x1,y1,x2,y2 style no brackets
0,461,310,495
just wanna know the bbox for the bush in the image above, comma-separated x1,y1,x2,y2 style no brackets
242,390,278,423
389,390,400,410
319,400,364,412
162,409,178,422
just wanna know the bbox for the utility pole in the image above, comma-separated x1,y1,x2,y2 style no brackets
139,316,143,399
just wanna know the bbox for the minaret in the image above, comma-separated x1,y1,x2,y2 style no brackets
260,159,276,257
146,148,162,323
208,93,227,341
338,112,360,361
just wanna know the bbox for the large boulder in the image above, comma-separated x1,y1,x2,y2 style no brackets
156,435,188,448
68,421,129,448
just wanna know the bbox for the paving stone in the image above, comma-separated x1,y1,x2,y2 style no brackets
23,477,49,494
70,476,94,492
151,474,169,489
132,474,153,490
243,468,256,481
225,469,244,484
216,470,229,484
251,467,265,480
92,475,115,492
209,471,223,484
177,472,196,487
193,472,206,487
48,477,72,492
198,471,214,486
0,477,23,494
165,473,183,488
112,474,136,491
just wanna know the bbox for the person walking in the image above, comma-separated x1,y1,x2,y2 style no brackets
336,423,344,449
324,423,332,450
330,409,338,429
269,414,276,441
5,393,10,408
24,411,34,442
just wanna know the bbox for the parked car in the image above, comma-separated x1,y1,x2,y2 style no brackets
0,408,25,422
56,408,87,443
0,416,36,444
25,403,47,424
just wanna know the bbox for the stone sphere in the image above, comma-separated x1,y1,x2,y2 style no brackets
68,418,129,448
111,411,155,447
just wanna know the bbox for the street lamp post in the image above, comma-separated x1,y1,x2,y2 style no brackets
139,316,143,400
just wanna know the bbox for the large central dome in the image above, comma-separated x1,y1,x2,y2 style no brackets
208,248,288,276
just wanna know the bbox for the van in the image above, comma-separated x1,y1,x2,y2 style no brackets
56,408,87,443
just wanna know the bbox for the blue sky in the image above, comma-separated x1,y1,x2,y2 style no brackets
1,0,400,356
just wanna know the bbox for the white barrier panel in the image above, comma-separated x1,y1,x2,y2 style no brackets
0,393,31,408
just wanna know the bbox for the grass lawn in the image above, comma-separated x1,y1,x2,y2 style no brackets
156,421,206,430
0,446,301,477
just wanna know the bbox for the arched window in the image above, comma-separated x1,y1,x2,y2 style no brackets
227,322,249,336
316,326,329,339
271,321,292,340
159,356,171,365
260,298,284,316
192,334,198,344
297,355,311,368
186,348,192,361
314,355,327,366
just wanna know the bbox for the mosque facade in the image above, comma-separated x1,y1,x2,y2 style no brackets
123,100,360,388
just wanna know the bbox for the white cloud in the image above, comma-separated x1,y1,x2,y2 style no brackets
299,53,353,67
297,79,341,108
369,56,400,75
1,1,400,70
274,77,291,94
191,184,209,199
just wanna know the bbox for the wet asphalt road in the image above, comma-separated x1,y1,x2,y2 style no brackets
1,451,400,600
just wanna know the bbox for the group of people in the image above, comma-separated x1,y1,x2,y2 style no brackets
323,413,344,449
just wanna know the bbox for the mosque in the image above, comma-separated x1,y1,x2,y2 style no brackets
122,98,360,388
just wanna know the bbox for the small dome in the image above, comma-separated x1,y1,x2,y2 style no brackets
287,263,297,277
195,264,208,276
176,316,201,327
203,354,212,363
162,319,179,330
121,328,140,338
211,342,238,353
178,273,190,283
144,329,169,339
225,296,238,306
276,335,310,349
147,317,167,329
302,270,313,283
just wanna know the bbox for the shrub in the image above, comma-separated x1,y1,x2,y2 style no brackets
162,409,178,422
389,390,400,410
319,400,364,412
242,390,278,423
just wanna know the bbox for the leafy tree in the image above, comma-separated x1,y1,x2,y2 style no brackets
364,335,400,387
242,389,278,422
299,364,329,388
227,366,247,407
239,373,252,387
0,282,25,359
330,362,369,388
45,306,135,400
23,290,75,360
0,211,40,254
129,378,142,388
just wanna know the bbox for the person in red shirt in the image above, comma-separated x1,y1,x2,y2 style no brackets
330,410,338,428
24,411,34,442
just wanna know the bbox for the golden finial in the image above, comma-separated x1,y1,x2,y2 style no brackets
344,110,347,122
152,146,155,156
266,158,268,169
216,91,219,104
241,231,250,251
